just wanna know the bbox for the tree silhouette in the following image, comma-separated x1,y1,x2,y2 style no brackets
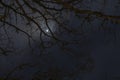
0,0,120,80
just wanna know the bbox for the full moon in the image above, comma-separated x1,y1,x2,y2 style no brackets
45,29,49,33
41,20,57,35
32,19,58,40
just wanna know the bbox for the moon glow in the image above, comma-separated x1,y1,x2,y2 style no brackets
41,20,57,35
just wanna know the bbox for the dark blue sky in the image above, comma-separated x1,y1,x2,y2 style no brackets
0,0,120,80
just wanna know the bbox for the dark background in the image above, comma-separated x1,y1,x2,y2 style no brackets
0,0,120,80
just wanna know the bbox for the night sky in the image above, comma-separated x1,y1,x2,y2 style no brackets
0,0,120,80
